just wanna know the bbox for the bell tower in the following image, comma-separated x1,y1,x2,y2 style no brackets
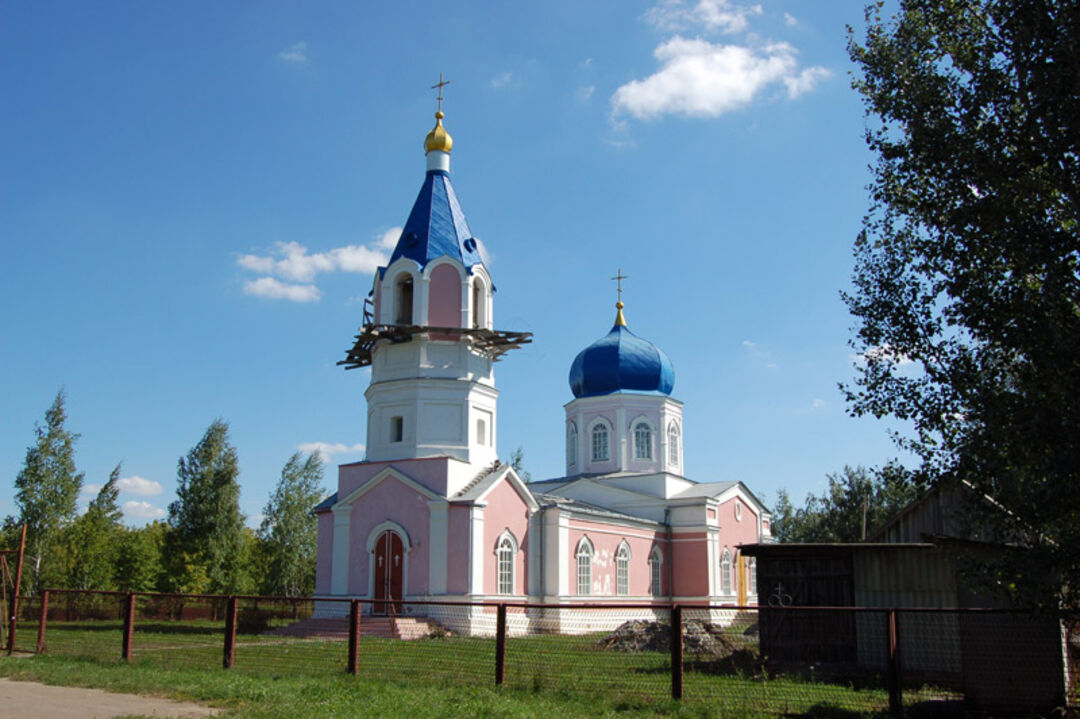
340,80,531,471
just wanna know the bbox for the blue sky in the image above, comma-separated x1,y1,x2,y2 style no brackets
0,0,907,526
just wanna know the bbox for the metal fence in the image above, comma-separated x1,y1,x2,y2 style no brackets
7,589,1075,717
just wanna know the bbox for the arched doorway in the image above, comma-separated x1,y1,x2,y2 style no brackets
373,530,404,615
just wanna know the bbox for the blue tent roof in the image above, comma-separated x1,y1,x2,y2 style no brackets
568,323,675,398
387,170,485,272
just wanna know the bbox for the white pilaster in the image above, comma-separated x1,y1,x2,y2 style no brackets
331,507,351,595
428,500,449,594
468,505,485,595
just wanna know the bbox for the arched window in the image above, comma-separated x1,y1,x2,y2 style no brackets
576,537,594,596
747,556,757,596
395,274,414,324
591,423,609,462
734,499,743,521
633,422,652,460
471,278,485,329
667,422,680,466
496,534,515,595
615,542,630,596
721,548,732,595
649,547,663,597
567,423,578,467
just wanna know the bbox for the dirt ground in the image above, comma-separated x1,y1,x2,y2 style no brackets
0,678,218,718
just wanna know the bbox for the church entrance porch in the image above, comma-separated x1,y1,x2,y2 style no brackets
373,530,404,615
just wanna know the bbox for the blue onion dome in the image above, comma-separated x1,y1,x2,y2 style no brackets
569,302,676,398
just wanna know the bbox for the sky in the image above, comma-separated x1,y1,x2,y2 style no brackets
0,0,910,528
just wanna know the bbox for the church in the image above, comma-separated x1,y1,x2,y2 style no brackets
313,97,772,634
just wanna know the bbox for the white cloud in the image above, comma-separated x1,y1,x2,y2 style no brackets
491,71,514,88
298,441,366,461
581,58,593,68
243,277,322,302
741,338,777,369
81,483,102,496
577,85,596,102
117,475,163,497
278,42,309,63
612,37,829,120
238,239,390,283
645,0,762,34
376,226,402,250
741,339,756,348
812,397,827,409
122,501,166,521
783,12,798,27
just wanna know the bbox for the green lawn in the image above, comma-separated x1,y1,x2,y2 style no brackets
0,618,924,718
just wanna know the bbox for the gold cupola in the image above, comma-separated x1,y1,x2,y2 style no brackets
425,111,453,154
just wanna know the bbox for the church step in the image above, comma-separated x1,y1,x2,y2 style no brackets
268,616,436,640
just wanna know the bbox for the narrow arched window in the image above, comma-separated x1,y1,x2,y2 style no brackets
591,423,609,462
649,547,663,597
567,423,578,467
395,274,414,324
667,422,680,466
497,536,514,595
616,542,630,596
576,538,593,596
747,557,757,596
472,279,484,329
634,422,652,460
721,548,732,595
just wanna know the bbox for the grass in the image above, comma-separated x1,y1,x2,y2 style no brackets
0,618,913,718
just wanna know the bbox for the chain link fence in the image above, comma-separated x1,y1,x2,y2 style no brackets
10,589,1074,716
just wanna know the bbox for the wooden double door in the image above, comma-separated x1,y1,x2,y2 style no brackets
373,530,403,615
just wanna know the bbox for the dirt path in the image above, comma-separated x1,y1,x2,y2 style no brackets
0,678,219,718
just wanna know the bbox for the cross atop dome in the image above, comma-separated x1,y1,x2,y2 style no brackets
425,73,454,157
610,268,629,327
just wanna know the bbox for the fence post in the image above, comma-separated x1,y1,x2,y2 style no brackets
223,596,238,669
887,609,903,717
348,600,361,675
35,590,49,654
495,603,507,686
121,592,135,662
670,604,683,700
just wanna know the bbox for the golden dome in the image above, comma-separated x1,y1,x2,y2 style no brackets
424,111,453,154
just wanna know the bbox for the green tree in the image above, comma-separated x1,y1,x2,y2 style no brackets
508,447,531,483
257,452,324,597
166,420,247,594
115,521,167,593
846,0,1080,612
61,464,123,590
14,390,84,592
773,465,918,543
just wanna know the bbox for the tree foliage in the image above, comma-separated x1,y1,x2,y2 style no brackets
846,0,1080,612
773,465,918,544
166,420,247,594
257,452,324,597
15,390,84,592
61,464,124,590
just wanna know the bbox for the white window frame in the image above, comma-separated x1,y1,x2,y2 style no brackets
721,548,732,596
633,421,653,460
576,537,594,596
649,547,664,597
734,499,743,521
495,531,517,595
590,421,610,462
567,422,578,467
615,541,631,596
667,421,680,466
747,556,757,596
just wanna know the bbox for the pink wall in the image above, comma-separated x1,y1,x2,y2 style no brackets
567,519,665,597
720,496,761,596
446,505,471,595
346,477,431,597
315,512,334,594
671,532,709,596
428,263,462,328
338,457,451,499
482,480,531,595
